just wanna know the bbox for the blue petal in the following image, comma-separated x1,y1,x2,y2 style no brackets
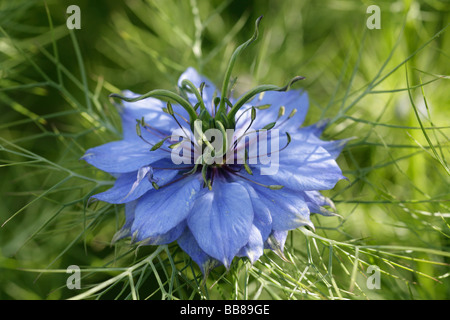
132,175,202,242
251,184,313,231
138,221,186,245
178,67,218,107
264,230,288,260
82,140,167,173
304,190,339,217
250,143,345,191
177,228,221,274
113,201,186,245
277,144,344,190
187,178,253,268
119,90,189,140
288,123,349,159
236,181,272,240
93,167,179,204
237,225,264,264
236,90,308,133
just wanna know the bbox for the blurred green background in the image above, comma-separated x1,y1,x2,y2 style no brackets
0,0,449,300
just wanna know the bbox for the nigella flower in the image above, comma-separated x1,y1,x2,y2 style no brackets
82,17,346,274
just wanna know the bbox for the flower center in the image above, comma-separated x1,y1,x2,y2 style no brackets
110,16,303,191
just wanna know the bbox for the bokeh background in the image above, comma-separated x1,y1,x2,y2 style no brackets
0,0,449,300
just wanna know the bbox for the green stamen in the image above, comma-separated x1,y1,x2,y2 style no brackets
288,108,297,119
244,149,253,175
150,136,170,151
151,182,160,190
262,122,276,130
277,106,285,119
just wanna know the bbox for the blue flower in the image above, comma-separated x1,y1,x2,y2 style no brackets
82,67,347,274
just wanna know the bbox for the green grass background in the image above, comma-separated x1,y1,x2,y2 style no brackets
0,0,449,300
